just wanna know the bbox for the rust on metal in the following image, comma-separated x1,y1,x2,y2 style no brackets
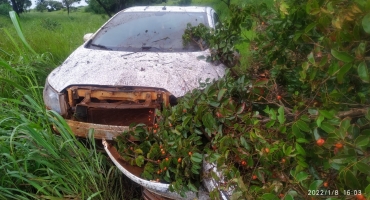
103,140,144,177
62,86,171,139
67,86,170,106
85,108,155,126
66,119,130,140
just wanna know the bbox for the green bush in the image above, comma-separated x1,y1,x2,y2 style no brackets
116,0,370,199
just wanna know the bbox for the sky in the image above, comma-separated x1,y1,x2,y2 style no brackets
30,0,88,9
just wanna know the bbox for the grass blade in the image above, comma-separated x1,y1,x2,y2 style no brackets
8,11,36,55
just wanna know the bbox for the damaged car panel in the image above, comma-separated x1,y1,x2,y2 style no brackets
45,85,170,139
44,6,225,141
44,6,227,200
102,139,212,200
47,49,225,98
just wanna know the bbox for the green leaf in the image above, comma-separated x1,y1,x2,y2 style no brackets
366,184,370,195
319,110,334,119
292,124,304,138
355,135,369,147
284,195,294,200
240,136,251,150
356,42,366,58
356,162,370,175
307,52,315,64
277,106,285,124
209,153,220,163
340,118,350,131
316,115,324,127
331,155,354,164
266,120,275,128
230,191,243,200
187,182,198,192
313,128,321,140
344,171,361,189
296,120,310,132
331,49,354,63
236,102,245,114
284,145,293,156
296,171,308,182
328,62,339,76
309,180,323,191
366,108,370,121
202,112,216,130
336,63,352,83
297,160,308,168
217,88,227,101
320,122,335,133
191,153,203,163
357,61,369,83
362,13,370,34
209,101,220,107
182,116,192,127
135,155,145,167
309,68,317,80
134,149,143,155
9,11,36,55
260,193,279,200
295,143,306,156
293,32,302,41
305,22,317,33
254,78,269,86
302,62,309,71
296,138,309,143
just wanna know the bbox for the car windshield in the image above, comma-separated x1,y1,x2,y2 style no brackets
88,11,208,52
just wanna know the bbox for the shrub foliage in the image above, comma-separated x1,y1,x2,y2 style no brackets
116,0,370,199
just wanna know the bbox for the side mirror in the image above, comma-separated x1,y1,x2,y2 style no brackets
83,33,94,42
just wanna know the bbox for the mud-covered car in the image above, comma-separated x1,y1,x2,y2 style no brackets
43,6,226,140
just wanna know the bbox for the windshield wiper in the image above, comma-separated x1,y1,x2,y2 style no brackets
90,43,112,50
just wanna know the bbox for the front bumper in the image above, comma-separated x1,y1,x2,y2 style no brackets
54,85,172,140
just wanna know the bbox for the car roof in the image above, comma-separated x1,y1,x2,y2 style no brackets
123,6,211,13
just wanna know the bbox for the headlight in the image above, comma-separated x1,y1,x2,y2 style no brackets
43,80,67,116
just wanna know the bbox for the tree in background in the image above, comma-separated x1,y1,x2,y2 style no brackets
0,0,12,16
36,0,63,12
85,0,166,17
5,0,31,15
62,0,80,15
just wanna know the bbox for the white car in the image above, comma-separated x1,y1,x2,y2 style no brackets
43,6,225,140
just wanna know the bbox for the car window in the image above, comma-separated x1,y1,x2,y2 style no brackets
89,12,209,52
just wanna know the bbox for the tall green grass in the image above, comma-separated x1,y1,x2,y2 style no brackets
0,11,138,200
0,9,106,64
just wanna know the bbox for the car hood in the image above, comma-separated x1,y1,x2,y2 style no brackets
47,46,226,97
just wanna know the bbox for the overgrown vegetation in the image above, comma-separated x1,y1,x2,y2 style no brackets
0,11,141,200
0,10,106,62
115,0,370,199
1,0,370,199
